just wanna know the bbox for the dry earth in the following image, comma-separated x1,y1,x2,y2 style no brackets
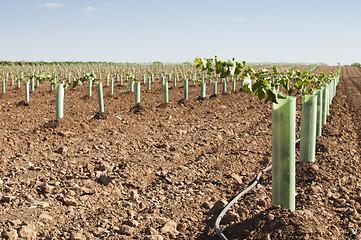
0,66,360,239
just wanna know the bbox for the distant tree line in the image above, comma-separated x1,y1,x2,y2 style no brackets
351,63,361,68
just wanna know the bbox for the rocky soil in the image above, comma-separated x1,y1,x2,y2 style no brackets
0,66,360,239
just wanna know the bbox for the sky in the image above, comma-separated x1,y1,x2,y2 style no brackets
0,0,360,65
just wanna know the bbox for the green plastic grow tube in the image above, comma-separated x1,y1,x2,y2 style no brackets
272,97,296,211
135,82,140,107
184,79,188,101
163,81,169,103
300,95,318,162
200,82,206,98
321,86,328,125
97,82,104,113
56,84,64,119
314,89,323,136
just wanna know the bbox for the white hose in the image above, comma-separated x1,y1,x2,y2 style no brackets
215,138,300,240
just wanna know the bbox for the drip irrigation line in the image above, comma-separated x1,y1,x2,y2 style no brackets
215,138,301,240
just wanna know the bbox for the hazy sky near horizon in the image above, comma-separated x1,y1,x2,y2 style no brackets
0,0,360,65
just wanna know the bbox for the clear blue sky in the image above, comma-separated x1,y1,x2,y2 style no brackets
0,0,360,65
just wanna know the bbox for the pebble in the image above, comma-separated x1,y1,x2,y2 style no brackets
145,235,164,240
10,219,22,226
119,225,135,235
2,229,18,240
70,232,86,240
176,222,186,232
123,219,139,227
1,195,15,203
18,223,37,240
39,183,54,194
160,220,178,235
39,212,53,221
54,147,67,154
130,190,139,201
310,164,319,171
98,175,113,186
145,227,158,235
63,196,78,206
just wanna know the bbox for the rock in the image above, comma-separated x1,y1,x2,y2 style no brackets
98,175,113,186
63,196,78,206
230,173,243,184
39,183,54,194
130,190,139,201
98,161,114,172
145,227,158,235
258,199,267,207
303,233,310,240
221,211,239,225
1,195,15,203
39,212,53,221
80,186,96,195
119,225,135,235
160,220,178,235
216,134,223,140
54,147,67,154
208,199,228,215
18,223,37,240
121,219,138,228
348,227,357,236
310,164,319,171
9,219,22,226
144,235,164,240
70,232,86,240
176,222,186,232
2,229,18,240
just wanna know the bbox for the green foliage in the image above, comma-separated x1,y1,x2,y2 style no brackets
194,55,339,104
351,63,360,67
73,73,98,88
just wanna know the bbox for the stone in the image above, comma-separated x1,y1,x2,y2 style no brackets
230,173,243,184
145,227,158,235
70,232,86,240
39,183,54,194
80,187,96,195
98,175,113,186
130,190,139,201
39,212,53,221
2,229,18,240
310,164,319,171
63,196,78,206
9,219,22,226
1,195,15,203
144,235,164,240
54,147,67,154
119,225,135,235
123,219,139,227
160,220,178,235
18,223,37,240
176,222,186,232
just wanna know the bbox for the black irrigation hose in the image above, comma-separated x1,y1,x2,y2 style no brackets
215,138,301,240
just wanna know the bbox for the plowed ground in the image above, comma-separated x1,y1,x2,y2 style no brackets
0,66,360,240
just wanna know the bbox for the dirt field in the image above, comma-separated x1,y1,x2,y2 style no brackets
0,66,360,239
